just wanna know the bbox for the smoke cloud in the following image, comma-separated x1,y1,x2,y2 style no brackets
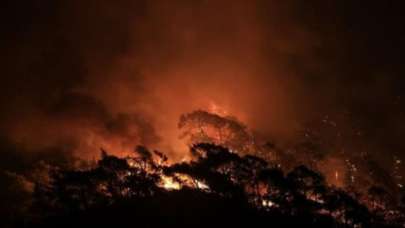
1,0,404,168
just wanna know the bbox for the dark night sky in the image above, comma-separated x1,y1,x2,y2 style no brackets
0,0,405,180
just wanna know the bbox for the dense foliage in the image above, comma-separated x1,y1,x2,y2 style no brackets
16,143,404,228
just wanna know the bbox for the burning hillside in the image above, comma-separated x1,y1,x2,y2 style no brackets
2,110,404,228
2,1,405,227
17,142,404,227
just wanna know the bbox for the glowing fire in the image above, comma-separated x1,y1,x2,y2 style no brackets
160,176,181,190
262,199,275,207
208,101,228,116
159,174,209,191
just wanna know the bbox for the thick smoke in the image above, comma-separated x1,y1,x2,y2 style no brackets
0,1,305,161
1,0,404,172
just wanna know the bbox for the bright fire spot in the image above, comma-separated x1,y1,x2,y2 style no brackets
160,176,181,190
262,199,275,207
317,157,346,187
208,102,228,116
159,174,210,191
195,180,210,190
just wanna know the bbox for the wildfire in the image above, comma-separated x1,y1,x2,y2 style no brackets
159,176,181,190
262,199,276,208
159,174,209,191
208,102,228,116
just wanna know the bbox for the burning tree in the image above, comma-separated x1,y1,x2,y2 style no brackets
26,143,404,227
178,110,256,154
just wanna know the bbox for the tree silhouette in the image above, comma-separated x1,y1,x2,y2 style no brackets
179,110,255,154
26,143,404,228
